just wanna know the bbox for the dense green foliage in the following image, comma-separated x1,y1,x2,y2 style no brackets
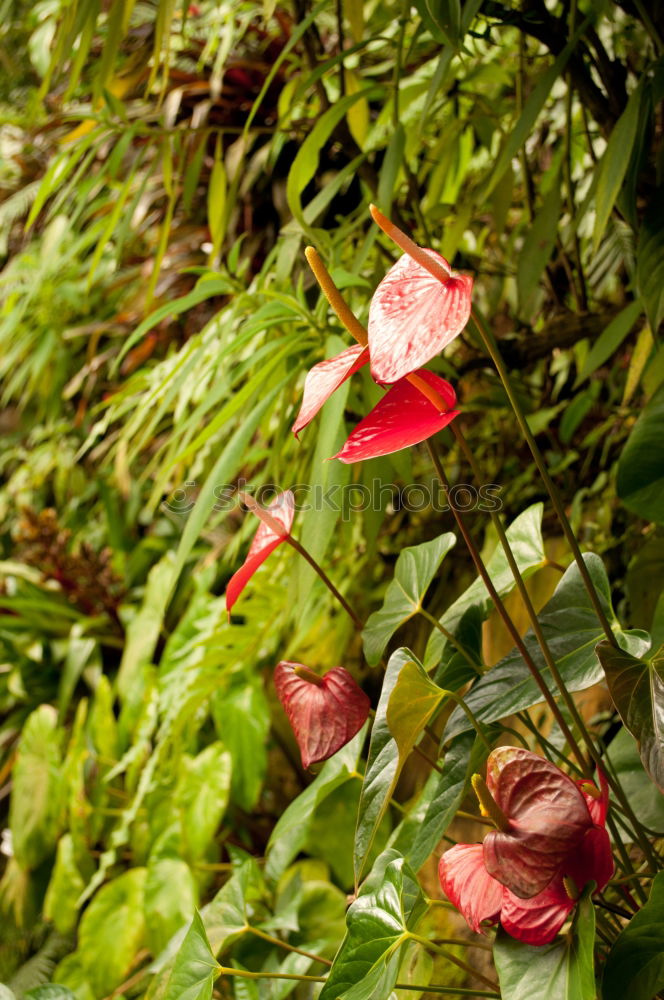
0,0,663,998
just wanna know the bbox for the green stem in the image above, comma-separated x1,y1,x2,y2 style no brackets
452,422,594,771
217,966,500,997
469,309,617,646
419,607,480,671
248,927,333,966
409,934,500,992
426,438,589,772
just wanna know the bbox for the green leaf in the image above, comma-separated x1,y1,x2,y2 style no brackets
145,857,198,956
363,533,456,666
425,504,545,669
266,729,365,882
163,911,219,1000
177,743,232,861
77,868,147,995
116,552,178,701
593,82,645,249
211,679,270,812
9,704,64,869
596,640,664,792
355,649,444,882
200,854,263,954
636,195,664,334
517,182,562,312
44,834,86,934
445,554,646,738
408,732,488,870
602,871,664,1000
319,856,427,1000
286,86,380,227
413,0,461,47
575,301,643,386
617,382,664,524
24,988,76,1000
605,728,664,833
494,889,596,1000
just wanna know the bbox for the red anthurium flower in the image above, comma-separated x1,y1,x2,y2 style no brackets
368,249,473,386
439,751,614,946
225,491,295,615
292,344,369,437
333,369,459,464
274,661,371,768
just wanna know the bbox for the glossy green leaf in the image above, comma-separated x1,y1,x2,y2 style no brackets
596,640,664,792
602,871,664,1000
494,890,596,1000
426,504,545,669
408,731,488,870
163,911,219,1000
77,868,147,995
363,533,456,666
593,82,644,249
211,679,270,812
605,728,664,833
445,554,648,738
355,649,443,882
318,856,427,1000
9,704,64,869
617,382,664,524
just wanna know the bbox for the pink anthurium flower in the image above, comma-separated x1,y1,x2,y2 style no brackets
225,490,295,615
274,660,371,768
368,249,473,386
333,369,459,464
438,751,613,946
293,343,369,437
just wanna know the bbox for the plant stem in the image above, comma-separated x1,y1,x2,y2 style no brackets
469,309,617,646
425,438,589,772
452,422,598,767
409,934,500,992
248,926,333,966
286,535,364,629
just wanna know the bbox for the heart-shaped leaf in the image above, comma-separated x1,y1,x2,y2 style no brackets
362,532,457,666
596,640,664,792
274,662,371,769
483,747,595,898
163,911,219,1000
616,382,664,524
333,370,459,464
494,889,596,1000
368,250,473,385
602,870,664,1000
445,554,650,739
318,856,427,1000
354,649,445,882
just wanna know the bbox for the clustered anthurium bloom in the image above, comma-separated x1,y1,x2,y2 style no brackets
292,217,472,462
439,747,614,945
225,490,294,615
274,660,371,768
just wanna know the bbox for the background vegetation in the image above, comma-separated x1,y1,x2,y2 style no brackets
0,0,662,997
